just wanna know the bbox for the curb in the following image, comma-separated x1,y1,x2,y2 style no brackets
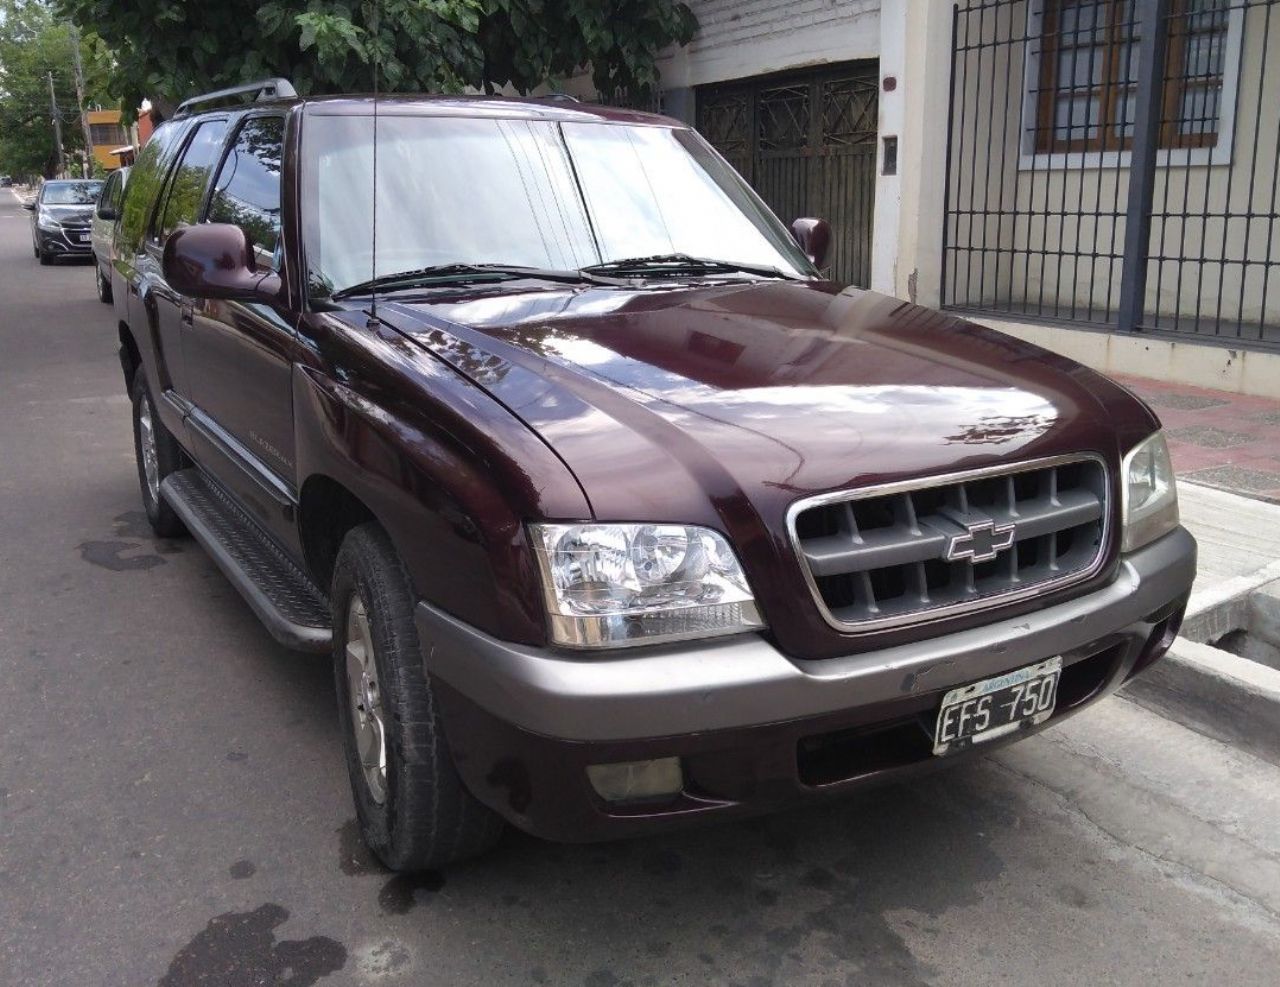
1122,486,1280,764
1122,639,1280,766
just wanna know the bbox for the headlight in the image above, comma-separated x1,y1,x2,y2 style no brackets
530,522,764,648
1121,431,1179,552
37,213,60,231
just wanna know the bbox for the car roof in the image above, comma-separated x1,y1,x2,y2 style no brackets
187,93,683,129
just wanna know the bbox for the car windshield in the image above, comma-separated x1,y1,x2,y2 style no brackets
302,113,815,296
41,181,103,205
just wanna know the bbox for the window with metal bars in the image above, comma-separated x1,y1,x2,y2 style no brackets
1033,0,1232,153
88,122,127,147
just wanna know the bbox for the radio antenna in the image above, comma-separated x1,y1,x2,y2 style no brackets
367,0,381,328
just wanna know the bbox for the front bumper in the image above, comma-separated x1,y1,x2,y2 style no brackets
35,226,93,255
419,526,1196,842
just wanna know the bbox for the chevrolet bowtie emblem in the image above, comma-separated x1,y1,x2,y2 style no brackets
944,519,1017,563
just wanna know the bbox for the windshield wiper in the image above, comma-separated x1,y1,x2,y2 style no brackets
580,253,801,280
331,263,614,299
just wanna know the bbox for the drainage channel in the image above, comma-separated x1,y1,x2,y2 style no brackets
1184,577,1280,667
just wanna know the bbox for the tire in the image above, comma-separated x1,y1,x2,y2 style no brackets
96,263,113,303
130,369,187,538
38,248,52,266
332,523,503,872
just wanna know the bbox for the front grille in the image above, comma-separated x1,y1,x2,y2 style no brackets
789,456,1109,631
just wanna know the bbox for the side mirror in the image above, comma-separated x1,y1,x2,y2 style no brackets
97,206,117,221
791,217,831,270
162,223,281,302
22,201,35,211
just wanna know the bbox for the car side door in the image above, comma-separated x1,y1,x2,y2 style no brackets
183,114,300,551
143,117,229,408
115,121,186,378
92,169,124,274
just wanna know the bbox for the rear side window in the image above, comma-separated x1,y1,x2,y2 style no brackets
208,117,285,266
95,171,120,215
153,118,228,244
118,121,186,255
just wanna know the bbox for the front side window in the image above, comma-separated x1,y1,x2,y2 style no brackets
112,169,128,212
153,118,228,244
208,116,285,267
1033,0,1232,153
302,113,813,297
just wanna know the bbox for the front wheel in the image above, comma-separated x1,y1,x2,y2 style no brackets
332,523,503,872
96,263,112,303
38,248,51,266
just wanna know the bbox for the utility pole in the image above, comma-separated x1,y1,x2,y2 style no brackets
70,24,94,178
47,71,65,178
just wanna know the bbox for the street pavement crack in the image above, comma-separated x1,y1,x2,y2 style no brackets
988,755,1280,926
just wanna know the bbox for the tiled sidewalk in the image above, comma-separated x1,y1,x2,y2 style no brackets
1116,374,1280,503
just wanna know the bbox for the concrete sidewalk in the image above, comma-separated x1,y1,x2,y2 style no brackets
1122,480,1280,763
1120,374,1280,503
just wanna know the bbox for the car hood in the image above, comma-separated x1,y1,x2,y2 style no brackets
40,204,94,223
377,280,1157,524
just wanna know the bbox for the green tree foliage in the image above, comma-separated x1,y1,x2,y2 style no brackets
58,1,697,117
0,0,113,177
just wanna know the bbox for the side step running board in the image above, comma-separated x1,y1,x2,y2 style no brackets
161,469,332,653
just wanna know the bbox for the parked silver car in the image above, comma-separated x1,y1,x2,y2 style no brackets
92,167,129,303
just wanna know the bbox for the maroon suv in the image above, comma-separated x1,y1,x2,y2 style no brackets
110,79,1195,870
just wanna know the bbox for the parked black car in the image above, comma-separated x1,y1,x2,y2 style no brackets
26,179,103,264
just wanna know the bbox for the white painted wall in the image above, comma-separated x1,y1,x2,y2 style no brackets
557,0,883,101
876,0,955,305
945,0,1280,333
656,0,881,89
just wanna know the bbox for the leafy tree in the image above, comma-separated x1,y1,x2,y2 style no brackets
57,1,696,118
0,0,113,177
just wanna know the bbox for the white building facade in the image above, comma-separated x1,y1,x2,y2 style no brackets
569,0,1280,396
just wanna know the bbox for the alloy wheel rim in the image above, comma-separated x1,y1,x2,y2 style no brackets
345,595,388,804
137,397,160,503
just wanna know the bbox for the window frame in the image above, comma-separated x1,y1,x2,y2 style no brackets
1019,0,1244,170
148,115,230,247
88,122,127,147
204,111,288,270
95,170,121,215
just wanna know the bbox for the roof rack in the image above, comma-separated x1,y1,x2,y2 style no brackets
538,93,581,103
174,78,297,118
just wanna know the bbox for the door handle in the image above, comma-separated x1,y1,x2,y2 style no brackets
180,302,194,327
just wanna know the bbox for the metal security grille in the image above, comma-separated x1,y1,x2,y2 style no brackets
943,0,1280,351
697,63,879,287
88,122,127,146
595,88,665,114
789,457,1109,631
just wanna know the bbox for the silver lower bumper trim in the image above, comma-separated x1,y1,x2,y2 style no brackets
416,527,1196,742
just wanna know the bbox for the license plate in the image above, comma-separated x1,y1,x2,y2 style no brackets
932,656,1062,755
77,233,90,242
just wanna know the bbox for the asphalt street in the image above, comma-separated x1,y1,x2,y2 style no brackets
1,187,1279,987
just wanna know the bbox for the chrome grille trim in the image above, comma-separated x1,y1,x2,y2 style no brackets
786,454,1112,634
